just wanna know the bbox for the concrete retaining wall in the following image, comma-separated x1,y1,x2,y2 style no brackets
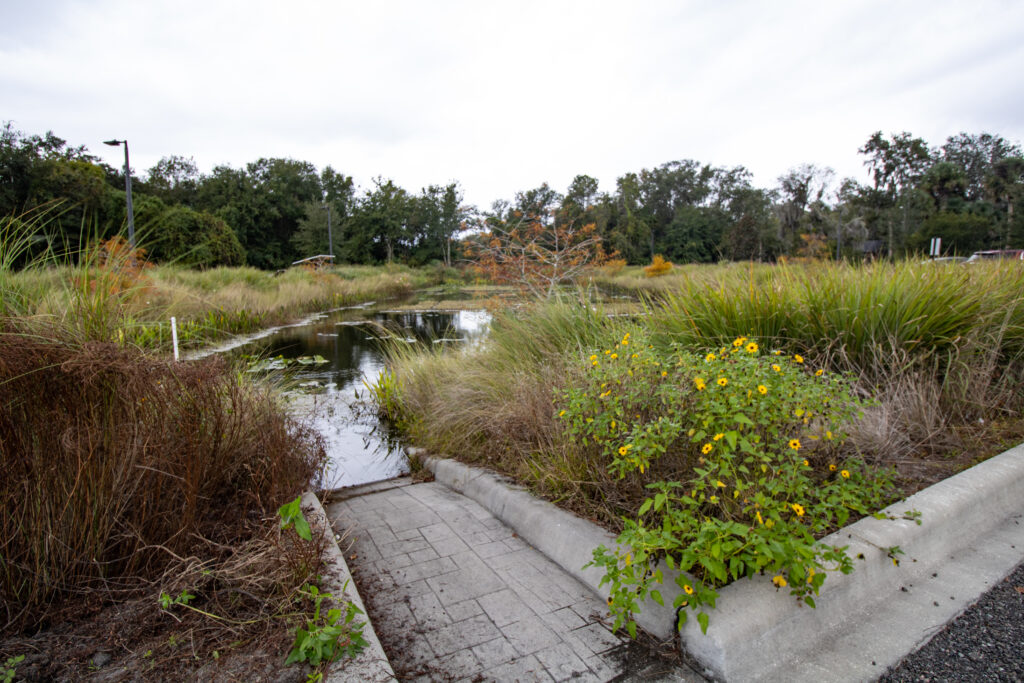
419,442,1024,681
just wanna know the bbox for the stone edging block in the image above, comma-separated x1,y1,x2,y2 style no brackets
417,442,1024,681
300,491,396,682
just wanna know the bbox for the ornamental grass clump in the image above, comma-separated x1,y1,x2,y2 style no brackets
559,333,898,636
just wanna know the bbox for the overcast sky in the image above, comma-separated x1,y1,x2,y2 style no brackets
3,0,1022,208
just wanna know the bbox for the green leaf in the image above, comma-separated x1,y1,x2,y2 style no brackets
294,514,312,541
638,499,653,516
697,611,710,634
804,596,816,608
650,590,664,606
627,621,637,639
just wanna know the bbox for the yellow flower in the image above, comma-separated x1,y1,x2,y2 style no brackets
807,567,816,584
815,368,824,376
661,371,668,377
757,385,768,395
771,364,781,372
611,353,618,359
618,445,633,456
717,377,728,387
772,575,787,588
605,349,611,355
793,354,804,364
558,410,566,417
802,459,809,467
592,360,599,367
755,510,764,525
684,584,694,595
826,430,833,440
589,354,598,361
745,342,758,353
715,480,726,488
702,443,713,454
709,495,718,503
829,464,837,472
841,469,850,478
631,353,639,359
705,352,716,362
713,433,724,441
625,553,632,566
610,421,616,429
733,336,747,347
695,378,706,391
788,439,801,451
773,350,782,355
790,503,805,516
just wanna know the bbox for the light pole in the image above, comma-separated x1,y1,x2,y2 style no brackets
104,139,135,249
321,203,333,257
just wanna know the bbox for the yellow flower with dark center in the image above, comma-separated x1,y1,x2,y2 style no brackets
758,385,768,394
684,584,694,595
717,377,728,387
789,439,801,451
793,354,804,364
605,349,611,355
815,368,824,377
618,445,632,456
705,352,716,362
771,364,781,372
829,464,837,472
790,503,805,516
702,443,713,454
589,354,598,361
745,342,758,353
733,337,746,347
803,459,809,467
592,361,599,367
841,470,850,478
713,433,724,441
611,353,618,359
695,378,706,391
772,575,787,588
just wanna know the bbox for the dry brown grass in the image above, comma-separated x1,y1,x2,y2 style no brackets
0,319,326,634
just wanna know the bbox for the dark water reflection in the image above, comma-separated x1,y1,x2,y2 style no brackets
233,305,490,489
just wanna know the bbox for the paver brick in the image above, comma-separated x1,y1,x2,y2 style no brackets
541,606,588,633
408,591,452,629
429,534,470,557
424,614,502,657
445,598,483,622
390,556,458,585
502,615,560,656
535,642,592,682
471,636,520,669
408,547,440,563
482,654,554,682
478,589,538,627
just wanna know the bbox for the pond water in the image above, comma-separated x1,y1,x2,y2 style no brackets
226,304,490,489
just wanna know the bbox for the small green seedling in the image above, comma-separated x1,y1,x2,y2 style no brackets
278,496,312,541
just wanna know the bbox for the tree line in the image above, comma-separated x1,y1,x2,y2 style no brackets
2,121,1021,270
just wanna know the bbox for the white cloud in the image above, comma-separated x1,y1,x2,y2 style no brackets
2,0,1022,208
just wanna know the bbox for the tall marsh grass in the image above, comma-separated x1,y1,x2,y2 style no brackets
382,261,1024,518
0,220,331,634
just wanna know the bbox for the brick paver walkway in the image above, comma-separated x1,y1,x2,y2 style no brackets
326,480,694,682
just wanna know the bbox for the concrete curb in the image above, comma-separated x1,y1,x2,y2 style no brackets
300,492,396,682
417,442,1024,682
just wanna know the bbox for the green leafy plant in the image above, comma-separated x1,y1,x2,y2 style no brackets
285,583,368,668
3,655,25,683
159,589,195,610
278,495,313,541
561,332,899,635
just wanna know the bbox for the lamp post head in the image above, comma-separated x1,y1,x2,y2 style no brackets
103,139,123,147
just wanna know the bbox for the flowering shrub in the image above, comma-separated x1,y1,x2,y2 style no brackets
643,254,673,277
559,333,896,636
